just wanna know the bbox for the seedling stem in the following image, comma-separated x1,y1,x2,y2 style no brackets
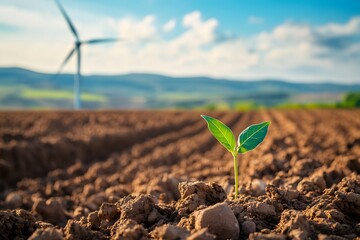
233,153,239,199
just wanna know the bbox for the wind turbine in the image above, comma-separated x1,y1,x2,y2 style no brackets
54,0,119,109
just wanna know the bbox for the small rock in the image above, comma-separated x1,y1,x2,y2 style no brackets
151,224,189,240
242,220,256,235
284,189,300,200
194,202,239,240
5,192,23,208
32,198,68,226
250,179,267,196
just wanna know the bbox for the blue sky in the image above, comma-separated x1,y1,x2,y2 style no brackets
72,0,360,33
0,0,359,82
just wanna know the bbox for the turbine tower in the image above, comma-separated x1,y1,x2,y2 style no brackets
55,0,118,109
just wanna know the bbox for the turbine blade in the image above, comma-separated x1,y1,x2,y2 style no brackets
56,47,76,75
54,0,79,40
82,38,121,45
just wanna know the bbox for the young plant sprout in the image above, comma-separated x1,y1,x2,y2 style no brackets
201,115,270,199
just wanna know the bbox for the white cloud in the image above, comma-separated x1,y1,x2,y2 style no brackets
173,11,218,49
0,3,359,83
117,15,157,42
183,11,201,28
318,17,360,37
105,15,360,82
248,16,264,25
0,4,63,31
162,19,176,32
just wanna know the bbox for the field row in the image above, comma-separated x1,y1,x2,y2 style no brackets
1,110,359,197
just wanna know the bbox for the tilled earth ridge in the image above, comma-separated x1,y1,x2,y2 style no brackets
0,109,359,240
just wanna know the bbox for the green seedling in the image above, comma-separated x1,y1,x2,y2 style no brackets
201,115,270,199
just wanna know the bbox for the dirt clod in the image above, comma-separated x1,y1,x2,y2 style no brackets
64,219,106,240
277,210,314,239
247,202,276,219
110,219,148,240
0,209,37,240
117,194,161,225
176,181,226,216
98,202,118,221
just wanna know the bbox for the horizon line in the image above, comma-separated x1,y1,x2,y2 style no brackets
0,65,359,86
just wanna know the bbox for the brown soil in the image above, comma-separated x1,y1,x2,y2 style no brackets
0,109,359,240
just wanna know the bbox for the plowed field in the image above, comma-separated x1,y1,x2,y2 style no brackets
0,110,359,240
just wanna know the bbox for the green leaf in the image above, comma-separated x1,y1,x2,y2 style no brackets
238,121,270,153
201,115,236,153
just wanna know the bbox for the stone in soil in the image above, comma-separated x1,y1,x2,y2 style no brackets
194,202,239,240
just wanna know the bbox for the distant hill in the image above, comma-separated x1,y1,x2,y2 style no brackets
0,67,359,109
